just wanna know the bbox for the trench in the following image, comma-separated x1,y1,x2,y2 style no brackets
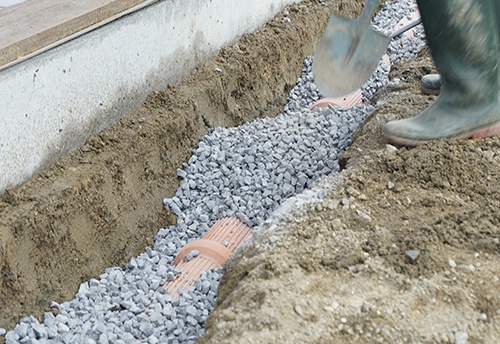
0,0,428,342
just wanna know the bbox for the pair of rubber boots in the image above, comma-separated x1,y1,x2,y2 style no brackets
383,0,500,146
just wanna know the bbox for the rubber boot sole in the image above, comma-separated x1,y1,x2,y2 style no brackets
420,86,441,96
384,121,500,146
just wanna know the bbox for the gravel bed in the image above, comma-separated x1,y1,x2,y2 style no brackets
2,1,426,343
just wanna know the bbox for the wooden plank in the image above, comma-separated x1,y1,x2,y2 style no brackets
0,0,154,68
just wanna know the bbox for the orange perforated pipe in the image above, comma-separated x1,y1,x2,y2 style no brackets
164,216,251,299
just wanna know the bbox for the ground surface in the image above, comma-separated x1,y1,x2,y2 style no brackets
1,0,499,342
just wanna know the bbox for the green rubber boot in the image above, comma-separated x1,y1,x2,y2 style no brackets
421,74,441,95
384,0,500,146
421,1,500,97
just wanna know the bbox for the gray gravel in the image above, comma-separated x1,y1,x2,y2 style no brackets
2,1,425,343
163,103,373,232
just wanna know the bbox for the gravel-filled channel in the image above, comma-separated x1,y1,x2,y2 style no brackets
2,1,425,343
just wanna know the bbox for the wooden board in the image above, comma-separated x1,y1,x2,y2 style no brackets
0,0,154,69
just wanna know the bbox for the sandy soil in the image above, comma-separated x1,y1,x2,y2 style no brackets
2,0,499,343
199,48,500,344
0,0,339,331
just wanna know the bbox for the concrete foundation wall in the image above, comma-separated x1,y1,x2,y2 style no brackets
0,0,299,193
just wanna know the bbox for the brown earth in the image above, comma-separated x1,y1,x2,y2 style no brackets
0,0,346,331
199,48,500,343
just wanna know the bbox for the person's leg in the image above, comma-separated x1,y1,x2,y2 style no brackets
384,0,500,145
420,0,500,97
495,0,500,36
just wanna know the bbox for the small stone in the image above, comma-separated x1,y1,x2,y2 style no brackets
294,305,304,317
454,331,468,344
356,209,372,221
20,316,36,324
331,219,343,230
149,312,163,325
184,315,196,326
58,323,70,333
387,181,395,190
32,323,47,338
4,332,19,343
183,253,194,262
176,169,187,179
482,150,495,161
199,214,209,223
327,199,339,210
222,310,237,321
448,260,457,268
268,235,280,244
340,317,347,324
165,271,175,282
186,305,198,317
0,328,6,336
140,323,155,337
478,313,487,322
385,144,398,152
406,250,420,261
99,333,109,344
